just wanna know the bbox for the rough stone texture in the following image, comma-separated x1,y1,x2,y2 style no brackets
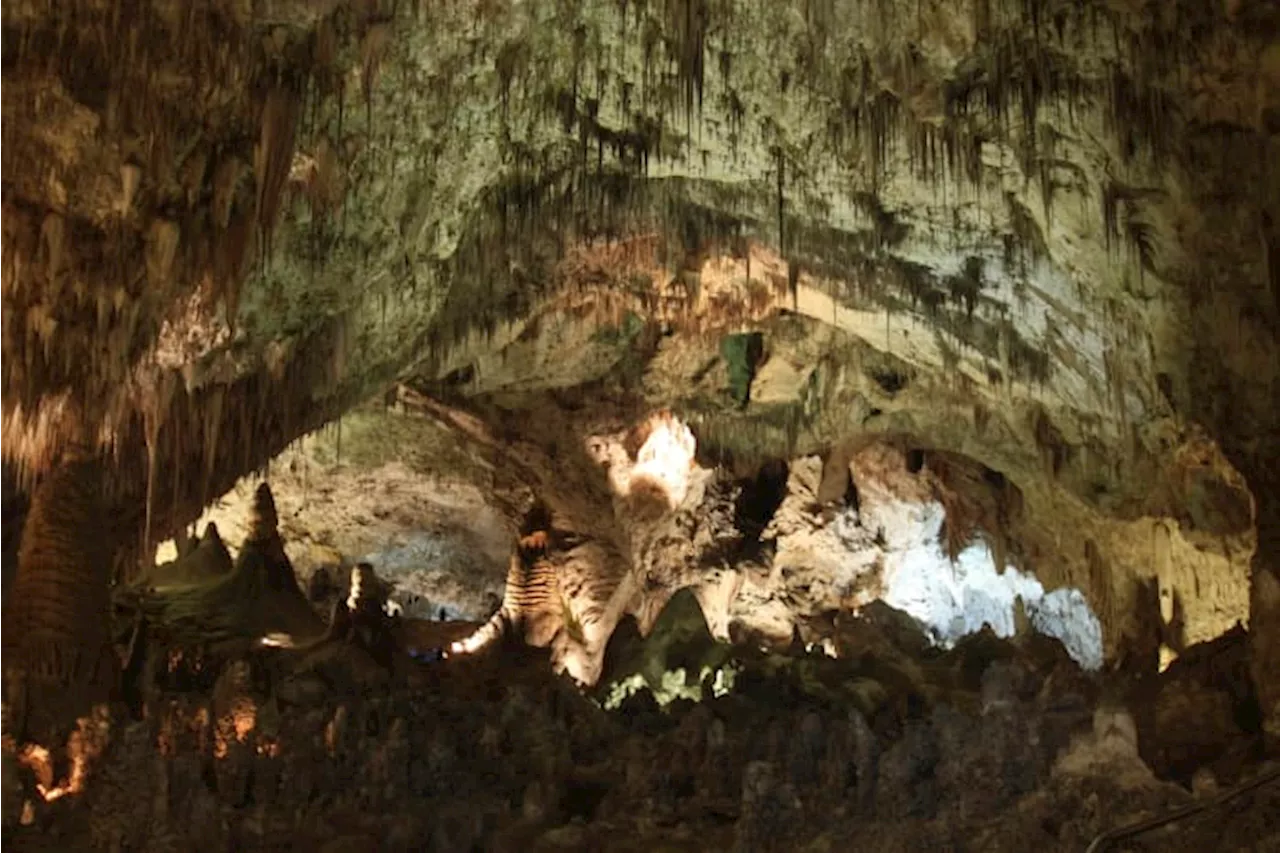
0,0,1269,596
5,446,1276,847
157,405,515,619
420,299,1261,658
3,456,115,745
7,589,1278,853
4,0,1280,797
193,400,1246,680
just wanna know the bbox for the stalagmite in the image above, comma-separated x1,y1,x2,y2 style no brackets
3,453,116,745
128,482,323,654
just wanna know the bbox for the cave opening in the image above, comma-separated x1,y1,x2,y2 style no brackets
147,410,514,625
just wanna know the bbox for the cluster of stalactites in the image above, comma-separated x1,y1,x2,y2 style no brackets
0,0,399,493
0,395,84,490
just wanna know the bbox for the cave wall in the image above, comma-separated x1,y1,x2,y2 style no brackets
2,0,1278,721
4,0,1276,491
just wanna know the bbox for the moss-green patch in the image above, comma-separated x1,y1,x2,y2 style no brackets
595,311,656,389
851,192,910,248
801,366,823,421
591,310,646,346
1101,180,1165,262
1003,194,1049,282
900,260,948,315
718,331,764,407
937,333,962,374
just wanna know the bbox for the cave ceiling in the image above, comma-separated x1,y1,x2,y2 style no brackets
2,0,1278,612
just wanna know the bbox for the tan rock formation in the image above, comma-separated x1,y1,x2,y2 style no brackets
2,0,1279,781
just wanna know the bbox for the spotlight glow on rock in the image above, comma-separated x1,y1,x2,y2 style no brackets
624,412,697,508
450,621,501,655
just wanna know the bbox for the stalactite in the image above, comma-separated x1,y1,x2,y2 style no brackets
145,218,181,297
661,0,708,129
300,433,309,512
254,85,302,267
141,368,176,557
211,156,244,235
38,214,67,297
774,148,786,260
361,20,392,133
170,394,183,527
142,419,157,567
1,0,1254,572
1038,128,1054,234
202,385,225,509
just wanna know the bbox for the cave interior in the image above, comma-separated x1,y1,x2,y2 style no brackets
2,0,1280,850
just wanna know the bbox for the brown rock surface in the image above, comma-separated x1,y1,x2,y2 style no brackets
4,0,1280,843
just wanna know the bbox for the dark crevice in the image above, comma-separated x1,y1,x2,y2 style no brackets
844,475,861,514
564,777,610,822
871,369,909,395
1156,372,1176,410
443,363,476,389
734,459,789,556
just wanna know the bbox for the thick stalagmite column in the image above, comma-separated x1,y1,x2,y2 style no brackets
1,463,29,603
2,453,117,744
1250,494,1280,750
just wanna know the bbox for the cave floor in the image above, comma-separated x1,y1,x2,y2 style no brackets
5,620,1279,853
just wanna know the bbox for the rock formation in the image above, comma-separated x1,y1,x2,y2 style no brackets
3,0,1280,847
3,454,115,746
